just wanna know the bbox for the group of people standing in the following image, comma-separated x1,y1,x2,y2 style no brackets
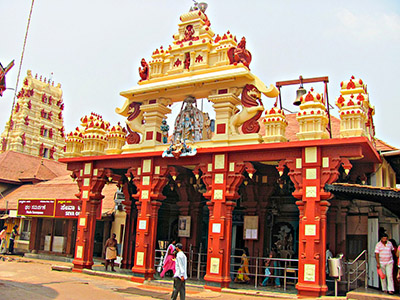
0,225,19,254
159,239,188,300
375,233,400,295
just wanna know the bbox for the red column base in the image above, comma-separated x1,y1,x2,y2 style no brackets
72,259,94,270
131,266,155,283
204,274,231,291
296,283,328,298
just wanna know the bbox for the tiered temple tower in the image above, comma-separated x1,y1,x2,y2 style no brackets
0,70,65,160
296,88,329,140
336,76,375,140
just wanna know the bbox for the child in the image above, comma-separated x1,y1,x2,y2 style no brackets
262,253,272,286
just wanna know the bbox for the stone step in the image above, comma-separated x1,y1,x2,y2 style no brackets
347,289,398,300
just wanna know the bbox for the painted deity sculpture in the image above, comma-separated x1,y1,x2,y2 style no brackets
172,96,204,143
138,58,149,81
227,37,252,69
160,119,170,144
230,84,264,135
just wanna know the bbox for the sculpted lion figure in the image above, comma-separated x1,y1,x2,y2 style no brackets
125,102,145,144
230,84,264,135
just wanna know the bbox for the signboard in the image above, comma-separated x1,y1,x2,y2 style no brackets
55,200,81,218
17,199,100,219
17,199,55,217
243,215,259,240
178,215,191,238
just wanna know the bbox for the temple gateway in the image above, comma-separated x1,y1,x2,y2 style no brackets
59,4,399,298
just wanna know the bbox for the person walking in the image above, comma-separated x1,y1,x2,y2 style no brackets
0,226,7,254
375,233,395,295
104,233,118,271
8,225,18,254
326,243,334,291
241,247,251,283
171,243,187,300
262,252,273,286
160,239,177,278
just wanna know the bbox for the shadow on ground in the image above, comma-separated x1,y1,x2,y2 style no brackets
115,286,211,300
0,279,59,300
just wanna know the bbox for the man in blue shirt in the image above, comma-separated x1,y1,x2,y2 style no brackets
171,243,187,300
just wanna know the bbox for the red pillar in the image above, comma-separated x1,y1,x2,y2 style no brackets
188,196,202,249
281,147,341,297
121,180,135,269
200,154,245,291
72,164,107,270
242,181,257,256
254,175,276,257
131,159,168,283
175,177,192,251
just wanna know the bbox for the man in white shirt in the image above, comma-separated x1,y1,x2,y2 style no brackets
171,243,187,300
375,233,395,295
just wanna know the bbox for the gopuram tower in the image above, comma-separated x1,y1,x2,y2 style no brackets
0,70,66,160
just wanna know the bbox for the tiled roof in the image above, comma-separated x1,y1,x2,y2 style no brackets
329,182,400,193
376,139,399,152
0,151,69,184
325,183,400,217
0,174,117,215
259,113,341,141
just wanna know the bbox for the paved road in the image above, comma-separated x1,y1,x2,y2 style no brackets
0,256,295,300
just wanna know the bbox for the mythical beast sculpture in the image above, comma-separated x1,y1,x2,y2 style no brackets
125,102,145,144
230,84,264,135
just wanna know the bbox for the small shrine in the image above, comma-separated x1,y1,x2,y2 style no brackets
296,88,329,140
0,70,65,160
336,76,375,140
263,106,287,143
64,112,127,157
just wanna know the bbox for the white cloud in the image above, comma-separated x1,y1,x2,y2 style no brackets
335,8,400,41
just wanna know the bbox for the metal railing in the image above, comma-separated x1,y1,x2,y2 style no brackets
345,250,368,291
154,249,299,290
230,254,298,291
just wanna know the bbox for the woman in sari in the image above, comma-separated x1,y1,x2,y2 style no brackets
235,247,250,283
160,239,177,278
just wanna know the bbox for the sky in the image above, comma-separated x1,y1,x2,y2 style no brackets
1,0,400,147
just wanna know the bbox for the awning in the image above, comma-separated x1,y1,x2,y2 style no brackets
325,183,400,217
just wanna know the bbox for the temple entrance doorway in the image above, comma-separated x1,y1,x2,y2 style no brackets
231,208,245,279
157,185,180,246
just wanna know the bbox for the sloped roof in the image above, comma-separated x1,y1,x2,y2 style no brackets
0,151,69,184
0,174,117,215
325,183,400,217
376,139,399,152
